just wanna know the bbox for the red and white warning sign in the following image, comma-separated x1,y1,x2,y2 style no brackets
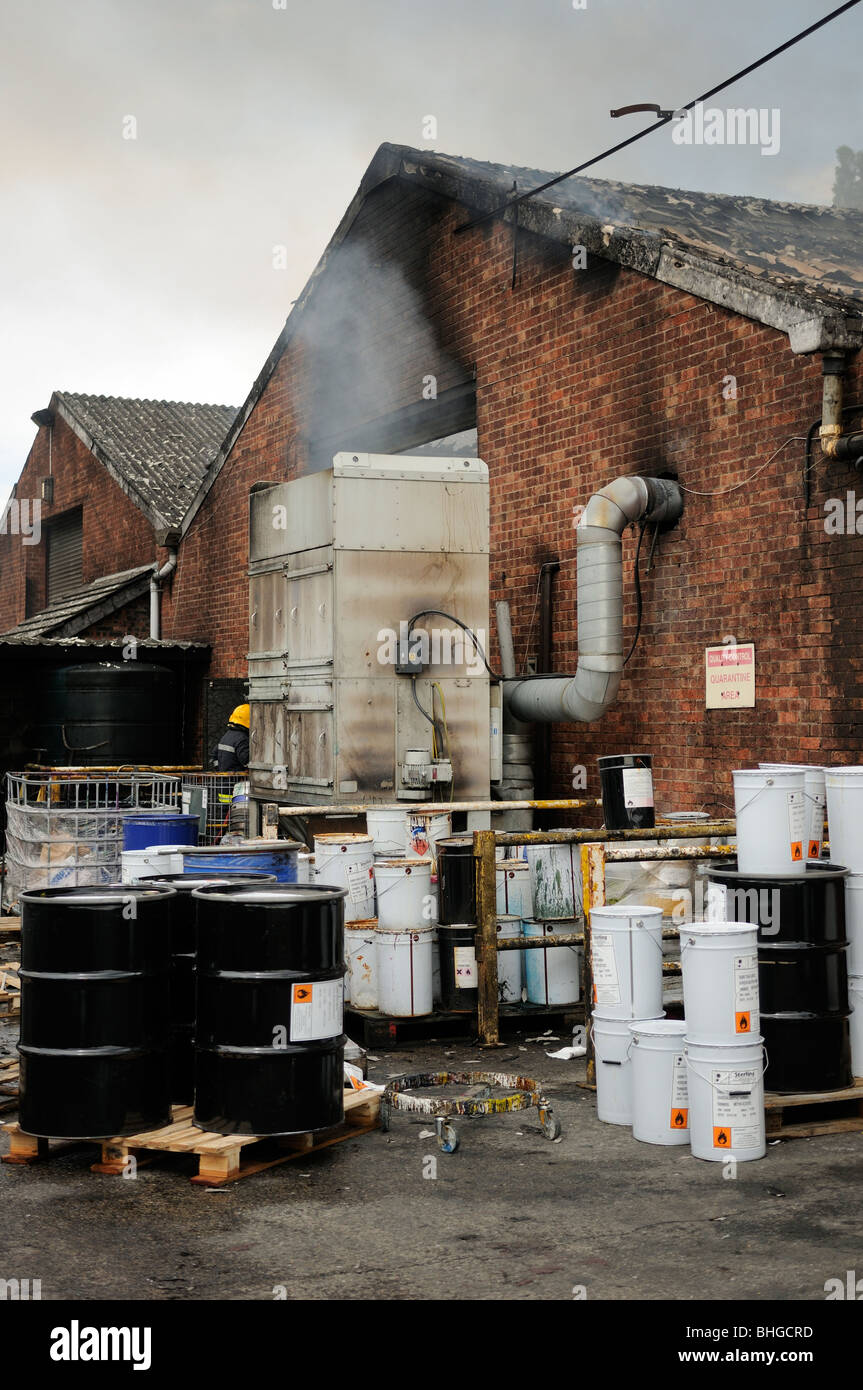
705,643,756,709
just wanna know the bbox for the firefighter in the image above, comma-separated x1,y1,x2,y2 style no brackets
210,704,250,772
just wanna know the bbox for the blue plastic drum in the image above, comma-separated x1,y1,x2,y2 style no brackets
122,813,200,851
182,839,304,883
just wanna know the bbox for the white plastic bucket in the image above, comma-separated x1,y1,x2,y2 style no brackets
365,809,407,857
405,812,452,864
121,846,185,883
733,768,806,876
314,833,375,923
373,857,433,930
825,767,863,874
846,876,863,976
588,905,663,1019
525,841,581,920
345,919,377,1011
495,861,533,918
523,919,581,1005
685,1037,766,1162
593,1010,664,1126
629,1019,689,1145
375,925,433,1017
294,850,314,884
850,976,863,1079
496,915,524,1004
681,921,760,1044
759,764,826,861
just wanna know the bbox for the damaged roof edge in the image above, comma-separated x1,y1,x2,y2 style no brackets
178,141,863,537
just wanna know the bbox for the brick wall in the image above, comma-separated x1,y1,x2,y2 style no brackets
85,185,863,812
0,414,158,634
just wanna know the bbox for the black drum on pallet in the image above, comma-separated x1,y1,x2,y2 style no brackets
597,754,655,831
437,837,475,925
18,884,174,1138
707,863,853,1092
437,923,479,1012
193,884,347,1136
147,872,277,1104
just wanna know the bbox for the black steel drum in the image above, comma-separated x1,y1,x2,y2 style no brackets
597,753,655,831
437,923,479,1013
437,837,475,925
18,884,174,1137
707,863,853,1092
147,872,276,1104
193,884,347,1135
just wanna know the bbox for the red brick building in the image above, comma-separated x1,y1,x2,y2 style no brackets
0,393,236,774
5,145,863,812
167,145,863,812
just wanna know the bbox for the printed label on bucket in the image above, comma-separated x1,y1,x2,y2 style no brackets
788,791,806,862
453,945,477,988
711,1066,760,1148
808,792,825,859
347,863,374,905
733,954,758,1034
290,979,344,1042
622,767,654,809
670,1053,688,1103
591,931,620,1006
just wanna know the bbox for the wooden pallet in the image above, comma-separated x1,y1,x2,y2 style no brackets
0,1057,19,1115
2,1088,381,1186
764,1078,863,1140
0,964,20,1018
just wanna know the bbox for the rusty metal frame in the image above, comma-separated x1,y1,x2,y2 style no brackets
473,822,737,1053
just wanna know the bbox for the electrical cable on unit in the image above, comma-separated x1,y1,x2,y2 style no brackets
454,0,862,236
406,609,502,680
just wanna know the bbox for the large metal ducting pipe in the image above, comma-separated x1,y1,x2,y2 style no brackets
505,475,683,725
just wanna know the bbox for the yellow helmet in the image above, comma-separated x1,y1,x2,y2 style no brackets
229,704,250,729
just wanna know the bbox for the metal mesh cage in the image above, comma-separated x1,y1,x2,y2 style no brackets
180,774,250,845
3,770,181,909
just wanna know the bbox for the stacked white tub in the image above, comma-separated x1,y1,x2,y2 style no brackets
681,920,766,1162
590,905,664,1126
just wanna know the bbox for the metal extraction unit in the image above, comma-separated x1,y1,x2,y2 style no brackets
248,452,491,809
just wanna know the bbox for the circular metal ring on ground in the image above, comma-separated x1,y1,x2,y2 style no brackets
382,1070,545,1118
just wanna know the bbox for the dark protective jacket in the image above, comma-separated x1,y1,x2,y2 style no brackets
210,723,249,772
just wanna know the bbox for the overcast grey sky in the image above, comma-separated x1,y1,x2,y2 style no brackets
2,0,861,501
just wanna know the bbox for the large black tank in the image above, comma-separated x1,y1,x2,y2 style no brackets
707,863,853,1093
146,872,277,1104
437,836,476,925
18,884,174,1137
29,662,179,766
193,884,347,1136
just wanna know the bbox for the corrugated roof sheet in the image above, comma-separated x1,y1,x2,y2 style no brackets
55,394,237,529
1,565,154,640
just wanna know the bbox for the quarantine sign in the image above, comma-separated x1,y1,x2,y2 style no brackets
705,643,756,709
